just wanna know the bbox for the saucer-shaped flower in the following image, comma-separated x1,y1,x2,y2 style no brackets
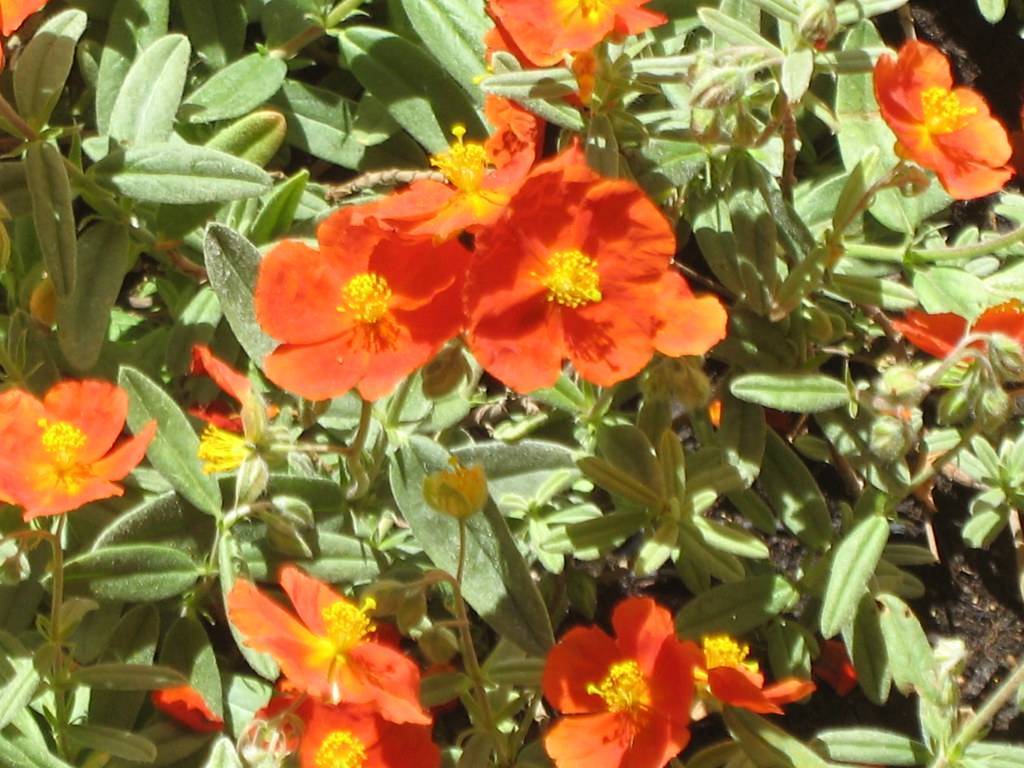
152,685,224,733
695,634,815,715
355,125,533,241
260,695,440,768
541,596,696,768
892,301,1024,359
465,146,727,393
874,40,1013,199
227,565,430,725
0,380,156,521
255,209,469,401
488,0,666,66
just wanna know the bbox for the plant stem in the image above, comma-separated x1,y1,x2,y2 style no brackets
345,398,374,499
456,519,467,587
909,223,1024,263
0,92,38,141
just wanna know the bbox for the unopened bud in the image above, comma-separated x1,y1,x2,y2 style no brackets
423,458,488,520
797,0,838,49
937,386,970,425
690,64,749,110
988,333,1024,381
421,343,471,399
234,454,269,507
878,364,928,403
361,580,413,616
869,414,910,462
419,626,459,665
239,711,300,768
29,277,57,327
977,387,1011,431
241,391,269,443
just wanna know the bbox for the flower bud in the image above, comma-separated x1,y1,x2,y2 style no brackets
421,343,471,399
29,277,57,327
878,363,928,404
988,333,1024,381
423,458,488,520
869,414,910,462
690,62,750,110
936,386,970,425
977,387,1011,431
239,712,300,768
797,0,838,49
418,626,460,665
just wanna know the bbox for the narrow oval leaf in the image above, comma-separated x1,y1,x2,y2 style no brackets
400,0,487,100
816,729,929,765
13,9,88,129
64,545,200,602
760,430,833,549
0,631,40,731
71,663,187,690
676,574,799,639
183,52,287,124
731,373,850,413
820,516,890,637
25,142,76,298
65,725,157,763
109,34,191,145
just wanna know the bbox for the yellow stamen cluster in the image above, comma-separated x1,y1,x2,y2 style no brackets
314,730,367,768
422,458,488,520
321,597,377,654
430,125,489,193
586,659,650,716
197,425,251,474
702,634,755,671
921,86,977,135
340,273,392,325
560,0,612,23
39,419,87,467
538,249,603,309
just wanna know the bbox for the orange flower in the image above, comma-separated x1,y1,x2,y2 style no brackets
812,640,858,697
259,695,440,768
189,344,256,432
1,0,51,69
542,597,696,768
0,380,156,521
892,301,1024,359
354,125,533,241
151,685,224,733
254,209,469,402
487,0,666,66
484,94,544,170
465,146,728,393
695,634,815,715
226,565,430,725
874,41,1013,200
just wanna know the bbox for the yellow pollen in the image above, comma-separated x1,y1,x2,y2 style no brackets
314,730,367,768
586,659,650,715
921,86,977,135
559,0,610,22
430,125,490,193
702,634,755,671
38,420,87,468
197,425,251,474
339,273,392,324
537,249,602,309
321,597,377,654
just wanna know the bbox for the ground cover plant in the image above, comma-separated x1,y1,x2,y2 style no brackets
1,0,1024,766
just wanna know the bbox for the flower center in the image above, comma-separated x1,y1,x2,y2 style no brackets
339,273,392,324
921,86,977,135
430,125,490,193
39,419,87,468
314,730,367,768
197,425,251,474
559,0,610,22
538,249,603,309
586,659,650,716
321,597,377,655
702,634,755,670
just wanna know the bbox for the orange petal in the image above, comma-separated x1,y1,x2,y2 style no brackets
543,712,633,767
92,421,156,481
891,310,969,358
18,476,124,522
279,565,346,637
263,335,367,402
1,0,50,36
654,273,729,358
151,685,224,733
191,345,251,405
43,380,128,462
610,596,676,674
348,642,432,725
708,667,790,714
542,626,621,715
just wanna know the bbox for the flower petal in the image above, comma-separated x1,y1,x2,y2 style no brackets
708,666,786,714
891,310,969,358
43,380,128,462
610,597,676,674
263,335,367,402
348,642,432,725
91,421,156,481
279,564,347,637
191,345,252,405
543,712,633,768
151,685,224,733
542,625,621,715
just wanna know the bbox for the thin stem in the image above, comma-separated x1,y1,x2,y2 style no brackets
0,92,38,141
344,398,374,499
271,0,368,59
456,519,467,587
909,223,1024,263
385,376,416,428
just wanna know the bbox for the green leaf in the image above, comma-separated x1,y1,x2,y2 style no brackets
109,34,191,145
842,594,891,704
676,574,799,639
400,0,488,101
724,708,831,767
0,728,74,768
203,224,276,364
597,425,664,501
178,0,247,69
95,0,171,134
877,594,940,702
13,10,88,129
119,366,222,515
57,222,133,371
820,516,890,637
92,492,216,560
161,617,223,718
337,26,485,153
270,80,364,168
248,170,309,245
64,545,200,602
219,532,279,680
65,725,157,763
207,110,288,166
200,738,244,768
718,394,766,487
223,675,272,739
760,430,833,549
0,631,40,731
731,373,850,413
92,144,273,204
912,266,988,320
71,662,187,690
977,0,1009,23
183,53,288,124
88,604,160,730
0,161,30,218
25,141,76,298
781,48,814,103
816,728,928,765
390,436,555,655
964,742,1024,767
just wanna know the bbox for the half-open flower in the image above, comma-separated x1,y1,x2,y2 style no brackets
255,209,470,402
695,634,815,715
0,380,156,521
487,0,666,66
542,596,696,768
259,694,440,768
874,40,1013,200
892,301,1024,360
227,565,430,725
152,685,224,733
465,146,727,393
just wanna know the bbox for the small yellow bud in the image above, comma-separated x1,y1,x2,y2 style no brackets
29,277,58,327
423,458,488,520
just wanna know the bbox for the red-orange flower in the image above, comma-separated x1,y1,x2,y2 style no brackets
484,94,544,170
813,640,858,697
226,565,430,725
1,0,51,70
152,685,224,733
259,695,440,768
892,301,1024,359
254,209,469,402
0,380,156,521
695,634,815,715
874,41,1013,200
487,0,666,66
465,146,728,393
189,344,257,432
354,125,533,241
542,597,696,768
